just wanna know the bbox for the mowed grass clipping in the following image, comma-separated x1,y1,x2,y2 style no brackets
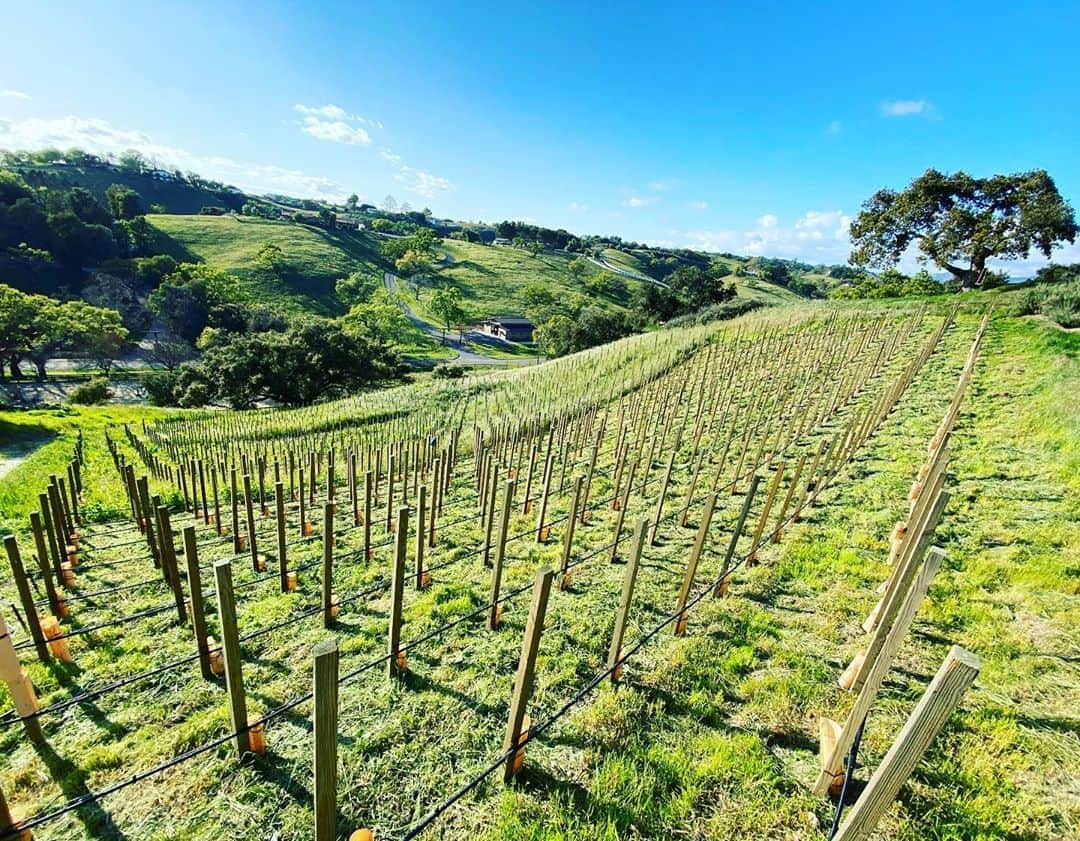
0,305,1075,840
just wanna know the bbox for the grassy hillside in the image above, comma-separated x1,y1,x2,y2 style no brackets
0,303,1076,839
10,164,237,214
432,240,646,320
147,214,384,314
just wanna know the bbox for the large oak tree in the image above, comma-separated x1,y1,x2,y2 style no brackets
849,169,1077,287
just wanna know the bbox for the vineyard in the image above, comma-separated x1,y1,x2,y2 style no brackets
1,303,1077,840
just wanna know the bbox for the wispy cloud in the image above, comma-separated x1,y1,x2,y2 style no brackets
623,196,656,208
880,99,937,119
379,148,402,164
0,114,348,200
393,166,452,198
687,200,708,210
681,209,852,262
295,103,374,145
649,181,669,192
567,201,588,213
1,89,30,100
826,120,842,136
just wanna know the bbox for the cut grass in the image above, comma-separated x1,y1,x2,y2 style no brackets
0,305,1075,840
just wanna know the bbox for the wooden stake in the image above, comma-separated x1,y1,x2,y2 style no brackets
183,527,214,682
276,482,288,592
155,507,187,624
714,474,761,596
833,647,980,841
322,502,335,628
558,476,584,589
4,536,48,663
488,480,515,629
213,560,249,756
673,492,717,636
313,637,339,841
502,567,554,783
414,485,427,588
0,607,41,743
387,505,408,679
607,518,648,681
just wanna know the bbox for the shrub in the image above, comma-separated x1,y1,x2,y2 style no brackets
432,363,466,379
69,377,111,405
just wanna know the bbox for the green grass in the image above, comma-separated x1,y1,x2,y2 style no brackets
0,303,1075,840
147,214,385,314
431,240,647,320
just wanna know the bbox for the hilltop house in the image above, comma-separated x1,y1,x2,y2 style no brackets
478,316,534,342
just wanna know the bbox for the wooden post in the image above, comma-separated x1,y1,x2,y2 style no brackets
673,492,717,635
0,607,43,743
156,507,187,624
714,474,761,596
833,646,980,841
213,560,249,756
609,459,638,564
4,536,49,663
649,452,677,545
606,518,648,681
534,451,554,542
276,482,288,592
387,505,408,678
231,468,241,553
30,512,62,617
502,567,555,783
183,527,214,682
482,464,499,566
488,480,515,629
414,485,427,589
557,476,584,589
322,502,335,629
814,547,948,796
313,637,339,841
39,491,64,585
746,461,785,565
364,470,373,559
243,474,259,571
212,465,223,535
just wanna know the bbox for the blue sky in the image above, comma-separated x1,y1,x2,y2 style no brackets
2,0,1079,272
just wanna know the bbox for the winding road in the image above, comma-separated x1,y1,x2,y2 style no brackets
382,272,532,366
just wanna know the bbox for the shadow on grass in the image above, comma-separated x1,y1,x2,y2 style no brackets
31,741,130,840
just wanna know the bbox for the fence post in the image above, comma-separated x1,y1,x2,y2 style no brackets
4,536,48,663
213,560,249,756
815,546,948,796
183,527,214,681
557,476,584,589
155,507,187,624
833,646,980,841
414,485,427,589
714,474,761,597
606,518,648,681
29,512,63,617
673,492,717,635
502,567,555,783
231,468,242,553
276,481,288,593
243,474,260,571
649,452,677,545
313,637,339,841
0,607,42,743
488,480,515,629
387,505,408,678
322,503,335,629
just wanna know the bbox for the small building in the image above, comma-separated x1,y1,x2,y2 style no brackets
492,237,511,246
479,316,534,342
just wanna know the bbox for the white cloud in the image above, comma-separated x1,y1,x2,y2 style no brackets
301,118,371,145
880,99,936,118
567,201,588,213
623,196,656,208
1,90,30,100
687,200,708,210
379,147,402,164
0,114,349,200
649,181,669,192
756,213,779,229
393,166,452,197
295,103,383,129
679,209,853,263
826,120,842,136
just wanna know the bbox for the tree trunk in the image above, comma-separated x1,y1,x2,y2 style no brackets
33,358,47,380
941,262,977,289
8,355,23,379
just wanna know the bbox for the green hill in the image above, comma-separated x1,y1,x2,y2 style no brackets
147,214,383,314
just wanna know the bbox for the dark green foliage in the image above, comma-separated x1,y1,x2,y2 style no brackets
69,376,111,404
850,168,1078,287
1012,276,1080,328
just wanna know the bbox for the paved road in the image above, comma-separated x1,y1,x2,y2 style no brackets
382,272,532,366
586,255,670,288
